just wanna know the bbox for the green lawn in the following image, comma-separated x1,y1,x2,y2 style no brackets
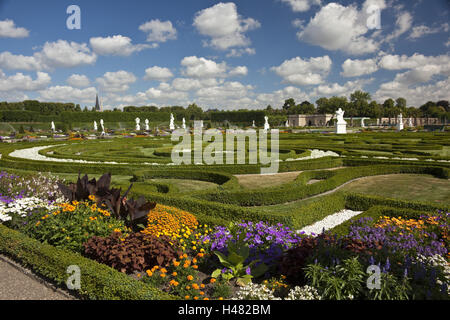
340,174,450,204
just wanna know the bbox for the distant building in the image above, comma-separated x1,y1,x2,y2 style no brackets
377,117,442,126
95,93,102,112
288,114,334,127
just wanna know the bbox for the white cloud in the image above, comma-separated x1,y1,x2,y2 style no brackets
90,35,151,56
341,58,379,77
193,2,260,53
296,2,383,55
312,78,374,97
226,48,256,58
37,40,97,69
66,74,90,88
143,66,174,81
171,78,219,91
0,19,29,38
0,52,41,71
0,70,50,91
280,0,321,12
229,66,248,77
384,11,413,42
374,76,450,106
96,70,137,93
256,86,311,108
180,56,228,78
379,53,450,73
0,40,97,71
39,86,97,104
139,19,177,45
408,23,449,40
271,56,332,86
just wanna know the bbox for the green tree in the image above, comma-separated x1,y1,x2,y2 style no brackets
282,98,296,111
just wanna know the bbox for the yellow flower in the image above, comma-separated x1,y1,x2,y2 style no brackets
88,195,96,201
187,275,194,281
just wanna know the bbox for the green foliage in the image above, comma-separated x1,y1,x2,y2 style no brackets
0,224,175,300
304,257,366,300
26,201,128,253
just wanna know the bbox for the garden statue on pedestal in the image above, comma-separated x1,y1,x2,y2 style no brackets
135,118,141,131
169,113,175,130
408,117,413,127
182,118,186,130
264,116,270,132
285,120,289,127
100,119,105,136
397,113,404,131
51,121,56,133
252,120,256,128
145,119,150,131
94,121,98,131
335,108,347,134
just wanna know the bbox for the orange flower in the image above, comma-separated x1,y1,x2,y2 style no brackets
160,268,167,273
192,284,199,290
193,296,198,300
160,273,166,278
187,275,194,281
185,295,190,300
172,272,178,276
200,284,205,289
173,260,180,267
203,298,209,300
146,270,153,277
210,278,216,284
192,265,198,269
218,297,223,300
199,291,204,296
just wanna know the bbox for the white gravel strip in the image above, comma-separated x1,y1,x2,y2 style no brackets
9,145,125,165
297,209,363,236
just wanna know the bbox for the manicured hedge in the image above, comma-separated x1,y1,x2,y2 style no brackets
194,164,450,206
0,225,175,300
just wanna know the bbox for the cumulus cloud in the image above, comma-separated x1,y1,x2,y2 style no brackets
0,70,51,91
39,86,97,104
408,23,449,40
96,70,137,93
379,53,450,73
90,35,151,56
296,2,385,55
143,66,174,81
139,19,177,46
271,56,332,86
256,86,311,108
0,19,29,38
66,74,90,88
280,0,321,12
180,56,228,78
341,58,379,77
193,2,260,54
0,40,97,71
374,76,450,106
312,78,374,97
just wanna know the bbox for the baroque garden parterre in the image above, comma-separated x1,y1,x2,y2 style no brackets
0,130,449,300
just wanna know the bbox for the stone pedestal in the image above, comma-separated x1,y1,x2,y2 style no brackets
336,122,347,134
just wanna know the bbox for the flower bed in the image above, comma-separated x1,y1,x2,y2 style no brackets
0,171,448,300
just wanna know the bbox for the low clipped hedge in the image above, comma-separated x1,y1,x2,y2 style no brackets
194,164,450,206
0,224,176,300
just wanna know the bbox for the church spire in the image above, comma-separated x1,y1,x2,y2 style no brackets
95,93,100,111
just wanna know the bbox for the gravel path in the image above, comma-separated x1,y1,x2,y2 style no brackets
297,209,363,235
0,255,76,300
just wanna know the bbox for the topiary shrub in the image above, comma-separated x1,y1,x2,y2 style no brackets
83,232,182,274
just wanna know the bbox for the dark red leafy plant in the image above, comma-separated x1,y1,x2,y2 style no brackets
83,232,182,274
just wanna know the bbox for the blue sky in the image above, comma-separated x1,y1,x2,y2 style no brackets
0,0,449,110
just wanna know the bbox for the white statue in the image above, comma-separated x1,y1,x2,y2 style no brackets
135,117,141,131
94,120,98,131
252,120,256,128
408,117,413,127
169,113,175,130
335,108,347,134
100,119,105,135
264,116,270,132
145,119,149,131
397,113,404,131
182,118,186,129
285,120,289,127
51,121,56,132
